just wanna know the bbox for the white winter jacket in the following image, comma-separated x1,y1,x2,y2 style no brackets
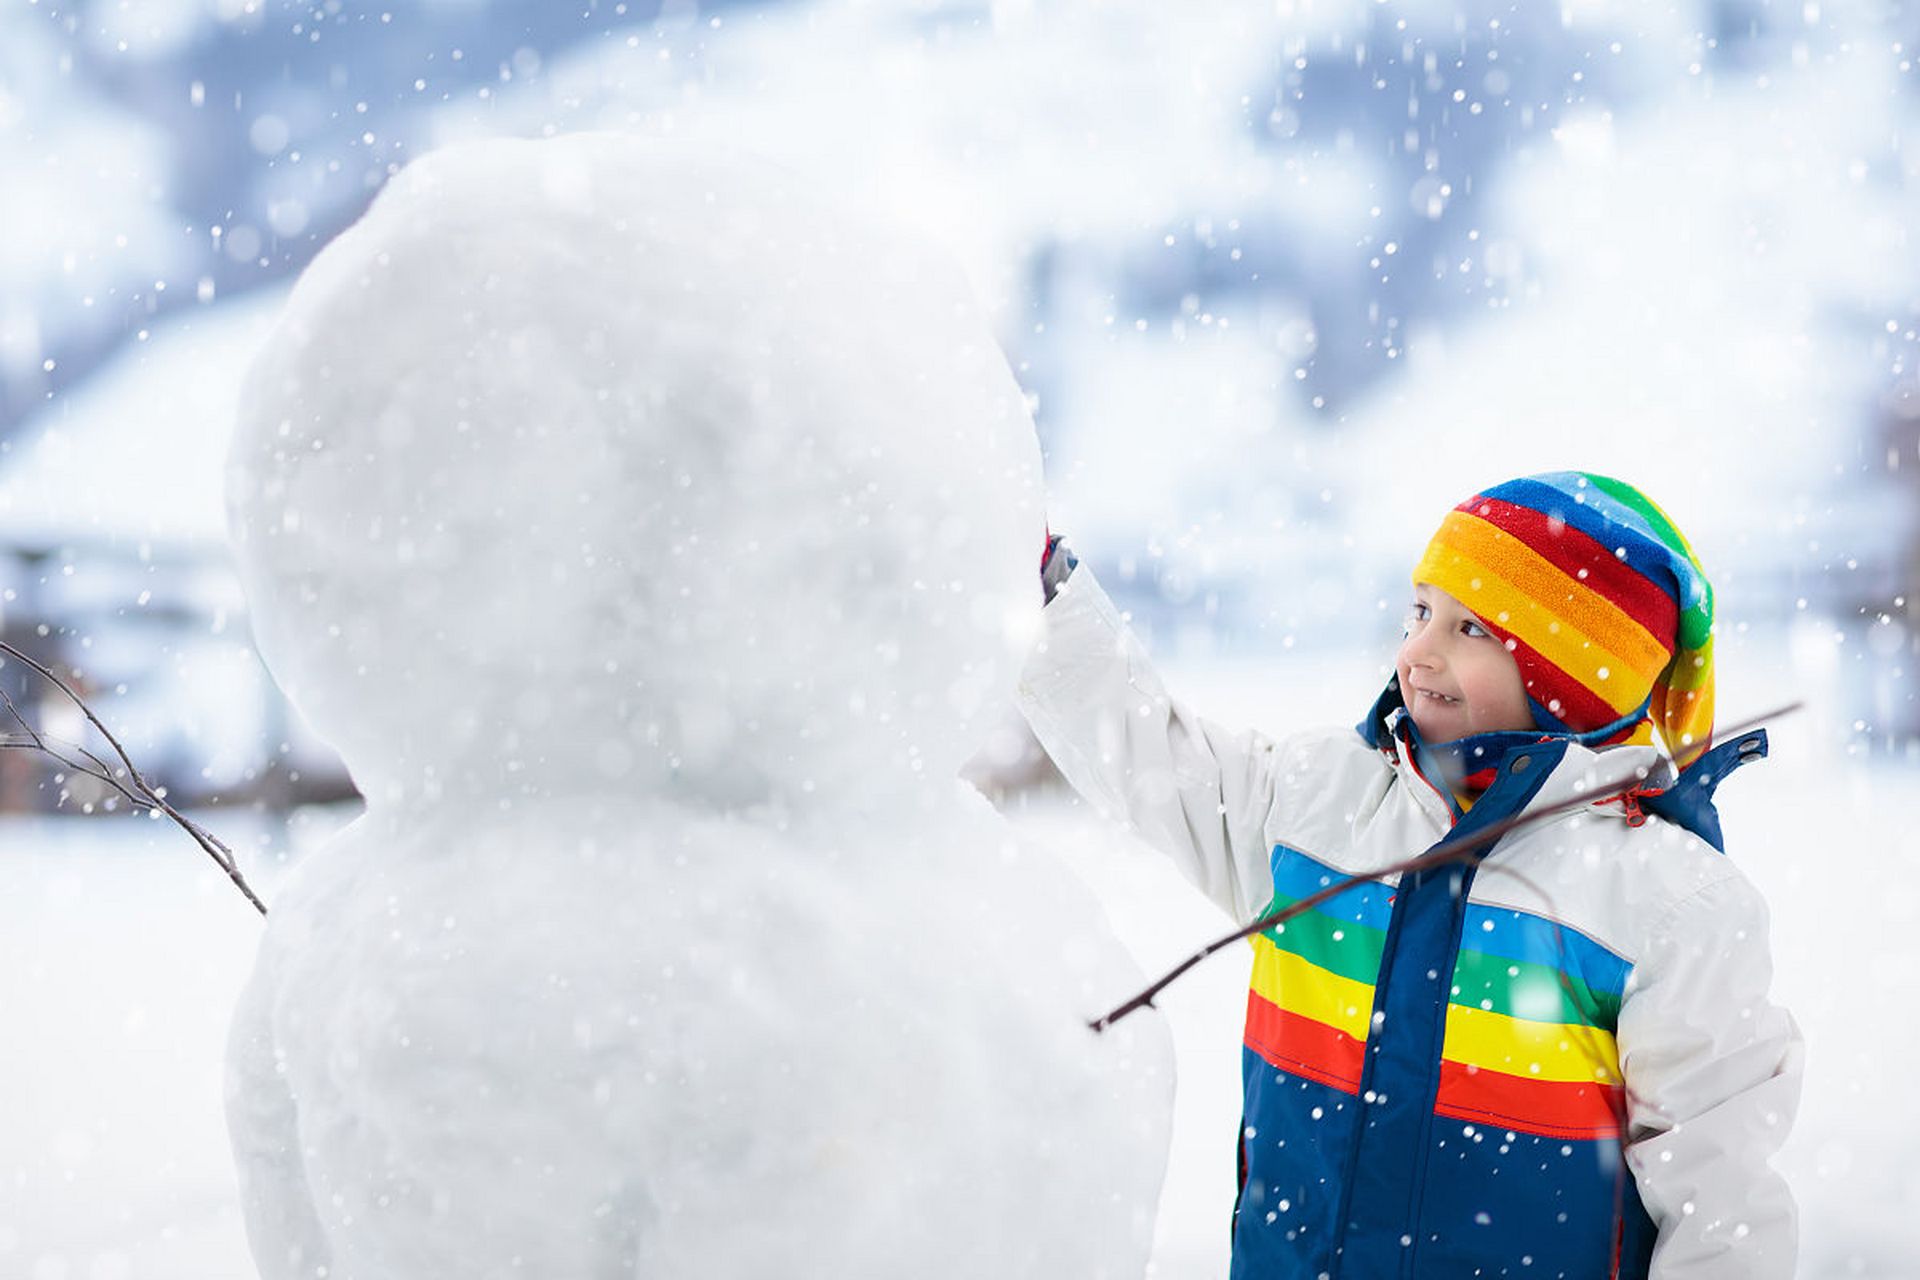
1017,568,1802,1280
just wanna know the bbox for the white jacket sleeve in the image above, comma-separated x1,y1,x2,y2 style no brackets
1617,871,1804,1279
1014,566,1280,924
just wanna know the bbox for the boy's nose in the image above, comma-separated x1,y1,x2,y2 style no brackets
1400,631,1442,669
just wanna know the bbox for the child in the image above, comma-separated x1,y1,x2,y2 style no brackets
1019,472,1802,1279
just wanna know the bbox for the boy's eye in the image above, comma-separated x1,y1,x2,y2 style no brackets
1461,619,1490,639
1406,601,1431,623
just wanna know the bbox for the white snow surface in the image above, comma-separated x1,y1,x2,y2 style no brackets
0,290,283,548
221,135,1172,1279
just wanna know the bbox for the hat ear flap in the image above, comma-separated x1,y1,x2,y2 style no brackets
1652,631,1715,757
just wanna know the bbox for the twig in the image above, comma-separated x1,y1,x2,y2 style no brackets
1087,702,1799,1032
0,684,152,811
0,640,268,917
0,736,146,806
0,693,157,812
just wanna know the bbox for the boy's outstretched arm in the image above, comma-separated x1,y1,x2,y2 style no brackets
1017,545,1282,924
1618,870,1804,1279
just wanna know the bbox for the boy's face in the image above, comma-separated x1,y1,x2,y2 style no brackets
1395,583,1535,742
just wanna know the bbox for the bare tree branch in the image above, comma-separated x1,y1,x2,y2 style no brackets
1087,703,1799,1032
0,639,267,917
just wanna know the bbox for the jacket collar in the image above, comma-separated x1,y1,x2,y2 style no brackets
1358,676,1759,850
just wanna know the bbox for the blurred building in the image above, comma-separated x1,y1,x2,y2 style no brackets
0,295,351,813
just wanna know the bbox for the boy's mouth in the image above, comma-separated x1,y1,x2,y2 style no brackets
1413,687,1461,706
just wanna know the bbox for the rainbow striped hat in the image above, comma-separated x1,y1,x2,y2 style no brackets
1410,472,1714,756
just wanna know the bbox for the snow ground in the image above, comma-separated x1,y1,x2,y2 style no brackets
2,648,1915,1278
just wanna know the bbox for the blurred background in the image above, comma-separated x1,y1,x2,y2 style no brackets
4,0,1917,1276
5,0,1919,809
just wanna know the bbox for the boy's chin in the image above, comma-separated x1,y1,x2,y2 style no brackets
1407,706,1471,744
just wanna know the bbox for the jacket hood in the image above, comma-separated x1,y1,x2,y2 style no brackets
1357,675,1766,852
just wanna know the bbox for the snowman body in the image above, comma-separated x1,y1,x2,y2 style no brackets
223,136,1171,1279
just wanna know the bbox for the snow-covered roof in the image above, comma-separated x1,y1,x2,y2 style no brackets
0,290,286,550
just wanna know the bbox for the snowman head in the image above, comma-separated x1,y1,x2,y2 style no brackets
228,135,1043,810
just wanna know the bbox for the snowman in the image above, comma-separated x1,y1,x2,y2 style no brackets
221,135,1172,1278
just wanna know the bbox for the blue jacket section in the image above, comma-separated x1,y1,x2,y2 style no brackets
1232,736,1662,1279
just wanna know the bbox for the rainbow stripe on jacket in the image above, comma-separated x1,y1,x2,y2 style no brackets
1246,848,1629,1144
1231,757,1664,1280
1411,472,1714,755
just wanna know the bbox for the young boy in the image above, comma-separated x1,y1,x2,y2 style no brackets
1019,472,1801,1279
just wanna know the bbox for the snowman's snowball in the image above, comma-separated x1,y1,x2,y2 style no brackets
228,135,1043,806
229,790,1173,1279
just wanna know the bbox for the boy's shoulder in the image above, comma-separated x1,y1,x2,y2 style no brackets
1493,771,1767,971
1616,808,1769,933
1274,721,1391,758
1257,722,1419,858
1264,722,1398,793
